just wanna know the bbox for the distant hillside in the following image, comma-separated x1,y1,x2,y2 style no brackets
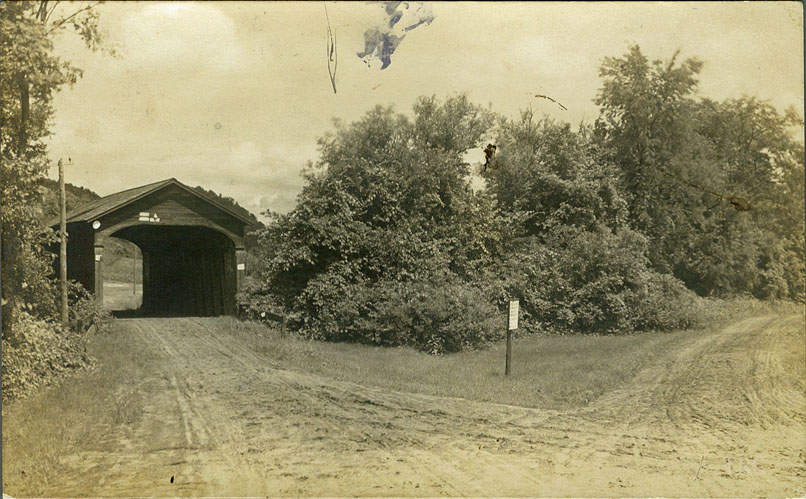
38,178,101,221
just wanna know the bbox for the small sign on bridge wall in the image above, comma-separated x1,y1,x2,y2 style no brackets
138,212,161,223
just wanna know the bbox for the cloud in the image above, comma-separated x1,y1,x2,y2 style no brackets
230,141,262,167
46,1,802,223
120,3,246,73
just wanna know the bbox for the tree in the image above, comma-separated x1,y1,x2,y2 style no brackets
594,46,708,274
594,45,804,300
480,109,699,334
248,96,502,352
483,110,627,239
1,1,106,334
694,97,805,298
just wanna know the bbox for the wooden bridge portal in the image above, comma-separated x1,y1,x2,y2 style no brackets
54,178,252,316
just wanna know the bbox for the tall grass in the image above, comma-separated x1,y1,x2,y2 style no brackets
217,317,689,410
218,298,798,409
1,331,151,496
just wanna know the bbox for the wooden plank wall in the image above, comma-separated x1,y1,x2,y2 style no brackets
79,183,247,317
138,238,237,316
61,223,95,293
98,185,245,242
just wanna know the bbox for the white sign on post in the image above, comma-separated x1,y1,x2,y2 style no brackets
508,299,519,330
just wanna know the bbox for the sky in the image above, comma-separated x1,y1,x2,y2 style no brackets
45,1,804,221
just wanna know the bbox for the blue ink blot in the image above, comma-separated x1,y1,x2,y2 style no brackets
386,1,403,28
358,2,435,70
358,29,404,70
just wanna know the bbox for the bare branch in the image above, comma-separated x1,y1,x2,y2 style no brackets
45,1,62,23
36,1,48,23
46,2,102,34
656,165,751,211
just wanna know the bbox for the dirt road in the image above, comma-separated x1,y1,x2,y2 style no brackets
3,313,805,497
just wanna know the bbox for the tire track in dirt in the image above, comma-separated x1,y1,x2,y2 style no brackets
129,321,205,449
143,314,806,495
553,312,806,495
130,318,560,495
129,320,246,459
14,312,802,497
88,319,247,495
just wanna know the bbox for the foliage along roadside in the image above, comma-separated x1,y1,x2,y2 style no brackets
1,1,110,402
2,283,112,403
241,47,804,353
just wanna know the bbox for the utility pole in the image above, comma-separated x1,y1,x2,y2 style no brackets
59,159,68,327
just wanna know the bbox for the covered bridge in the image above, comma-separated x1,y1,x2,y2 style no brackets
55,178,252,316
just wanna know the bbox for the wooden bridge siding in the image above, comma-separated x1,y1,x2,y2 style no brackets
62,223,96,294
141,251,152,312
107,225,238,317
93,185,245,244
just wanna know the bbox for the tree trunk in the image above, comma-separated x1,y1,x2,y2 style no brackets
17,74,29,156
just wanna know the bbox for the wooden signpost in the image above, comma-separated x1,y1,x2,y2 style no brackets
506,299,518,376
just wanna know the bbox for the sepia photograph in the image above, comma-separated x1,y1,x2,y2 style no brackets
1,1,804,497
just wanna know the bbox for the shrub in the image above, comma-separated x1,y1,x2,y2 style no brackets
66,281,113,334
628,271,706,331
298,274,501,354
2,281,107,402
483,227,708,335
236,277,286,323
1,312,94,401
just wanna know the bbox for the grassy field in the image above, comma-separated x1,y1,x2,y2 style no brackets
210,299,791,410
102,242,143,311
103,281,142,311
212,317,693,409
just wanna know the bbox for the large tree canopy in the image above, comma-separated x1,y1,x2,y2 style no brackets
257,97,496,293
246,96,502,352
1,1,105,332
478,109,699,334
594,45,804,299
245,46,803,351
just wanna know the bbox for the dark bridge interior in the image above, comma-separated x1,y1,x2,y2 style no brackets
111,225,237,317
54,178,249,318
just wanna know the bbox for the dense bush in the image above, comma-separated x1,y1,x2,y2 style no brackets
66,281,113,334
298,275,500,354
482,227,706,335
477,110,702,334
248,96,502,353
242,49,803,352
237,277,287,323
1,282,109,402
1,312,94,401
